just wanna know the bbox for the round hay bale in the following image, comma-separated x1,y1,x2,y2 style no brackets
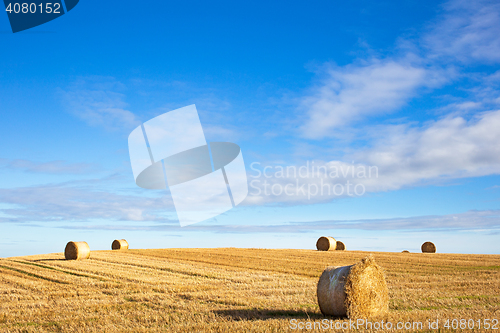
316,236,336,251
402,250,410,253
65,241,90,260
317,255,388,318
336,241,345,251
112,239,129,250
421,241,436,253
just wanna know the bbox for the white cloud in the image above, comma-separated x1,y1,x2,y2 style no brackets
99,209,499,233
202,124,240,142
298,0,500,140
0,183,175,223
59,76,140,131
281,0,500,205
424,0,500,63
358,109,500,190
299,59,444,139
293,209,500,231
0,159,96,174
246,109,500,205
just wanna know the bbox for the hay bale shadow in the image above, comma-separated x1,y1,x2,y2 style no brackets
213,309,328,321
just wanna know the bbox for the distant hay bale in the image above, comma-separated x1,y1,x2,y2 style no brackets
112,239,129,250
336,241,345,251
316,236,336,251
402,250,410,253
317,255,388,318
421,241,436,253
65,241,90,260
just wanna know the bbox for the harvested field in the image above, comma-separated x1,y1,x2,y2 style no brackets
0,248,499,332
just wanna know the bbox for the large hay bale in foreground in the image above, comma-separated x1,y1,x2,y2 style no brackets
317,255,388,318
421,241,436,253
316,236,336,251
112,239,129,250
65,241,90,260
336,241,345,251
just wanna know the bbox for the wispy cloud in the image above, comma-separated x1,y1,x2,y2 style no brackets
424,0,500,63
205,209,500,233
274,0,500,206
357,109,500,189
0,182,175,223
0,159,96,174
60,209,500,233
59,76,140,131
148,95,243,142
298,0,500,139
299,59,442,139
246,109,500,205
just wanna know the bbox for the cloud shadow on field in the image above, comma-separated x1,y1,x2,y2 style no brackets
213,308,327,321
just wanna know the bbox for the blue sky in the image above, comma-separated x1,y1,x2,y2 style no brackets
1,0,500,257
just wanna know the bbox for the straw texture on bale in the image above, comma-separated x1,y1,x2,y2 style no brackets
65,241,90,260
421,241,436,253
317,255,388,318
316,236,336,251
402,250,410,253
336,241,345,251
112,239,129,250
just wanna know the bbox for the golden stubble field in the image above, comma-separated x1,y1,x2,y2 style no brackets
0,248,499,332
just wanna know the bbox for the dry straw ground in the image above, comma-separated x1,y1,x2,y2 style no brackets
0,248,499,332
